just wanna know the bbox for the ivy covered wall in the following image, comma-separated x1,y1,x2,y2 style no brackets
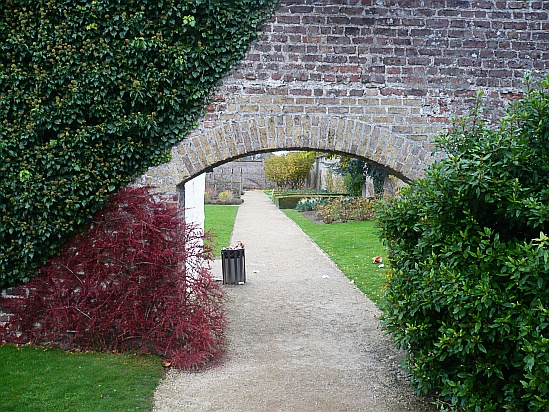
0,0,278,288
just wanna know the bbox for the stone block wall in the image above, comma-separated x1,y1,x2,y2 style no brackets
205,160,274,192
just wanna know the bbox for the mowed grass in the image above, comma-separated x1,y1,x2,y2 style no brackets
0,344,164,412
204,204,239,255
283,210,387,305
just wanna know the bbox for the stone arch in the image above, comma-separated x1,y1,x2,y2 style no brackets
136,0,548,203
138,113,441,198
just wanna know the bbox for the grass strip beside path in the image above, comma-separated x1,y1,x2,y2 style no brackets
0,344,163,412
284,210,387,305
205,204,239,256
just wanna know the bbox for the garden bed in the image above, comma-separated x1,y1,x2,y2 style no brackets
299,210,325,225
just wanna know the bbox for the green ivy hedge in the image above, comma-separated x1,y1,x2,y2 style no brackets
377,80,549,410
0,0,278,288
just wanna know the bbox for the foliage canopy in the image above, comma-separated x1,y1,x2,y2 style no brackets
263,151,317,189
377,79,549,411
0,0,278,287
328,155,388,196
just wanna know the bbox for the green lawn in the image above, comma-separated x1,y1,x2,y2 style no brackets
0,344,164,412
283,210,387,305
204,204,239,256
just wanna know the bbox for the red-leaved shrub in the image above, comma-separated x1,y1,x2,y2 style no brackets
0,187,225,369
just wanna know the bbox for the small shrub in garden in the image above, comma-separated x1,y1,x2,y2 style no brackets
345,197,377,221
295,197,329,212
317,198,344,223
376,80,549,411
217,190,233,202
316,199,341,223
0,187,225,370
213,190,244,205
316,197,377,223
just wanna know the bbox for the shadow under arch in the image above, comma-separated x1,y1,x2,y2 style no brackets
138,114,443,198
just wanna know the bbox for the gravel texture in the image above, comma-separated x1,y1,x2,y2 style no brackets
153,191,434,411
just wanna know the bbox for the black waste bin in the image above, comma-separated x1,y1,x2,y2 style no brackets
221,248,246,285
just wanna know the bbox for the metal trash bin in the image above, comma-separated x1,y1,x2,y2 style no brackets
221,248,246,285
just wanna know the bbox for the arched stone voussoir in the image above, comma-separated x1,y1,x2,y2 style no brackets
153,114,438,187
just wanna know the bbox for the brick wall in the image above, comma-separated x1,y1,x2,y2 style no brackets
206,0,547,123
137,0,549,197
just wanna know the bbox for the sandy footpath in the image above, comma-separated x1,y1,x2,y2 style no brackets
153,191,433,411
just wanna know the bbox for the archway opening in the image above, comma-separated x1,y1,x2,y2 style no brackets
176,147,410,230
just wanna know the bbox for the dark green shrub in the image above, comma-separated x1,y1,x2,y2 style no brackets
271,189,328,197
326,156,366,196
376,81,549,411
274,195,305,210
273,193,343,210
364,162,388,196
0,0,278,287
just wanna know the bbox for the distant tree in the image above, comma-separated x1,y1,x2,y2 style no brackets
363,162,388,196
263,151,317,189
327,155,387,196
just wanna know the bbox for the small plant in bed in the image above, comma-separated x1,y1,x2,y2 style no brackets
205,189,243,205
316,196,377,223
295,197,329,212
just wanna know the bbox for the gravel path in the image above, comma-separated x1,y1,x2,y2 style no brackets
153,191,434,411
